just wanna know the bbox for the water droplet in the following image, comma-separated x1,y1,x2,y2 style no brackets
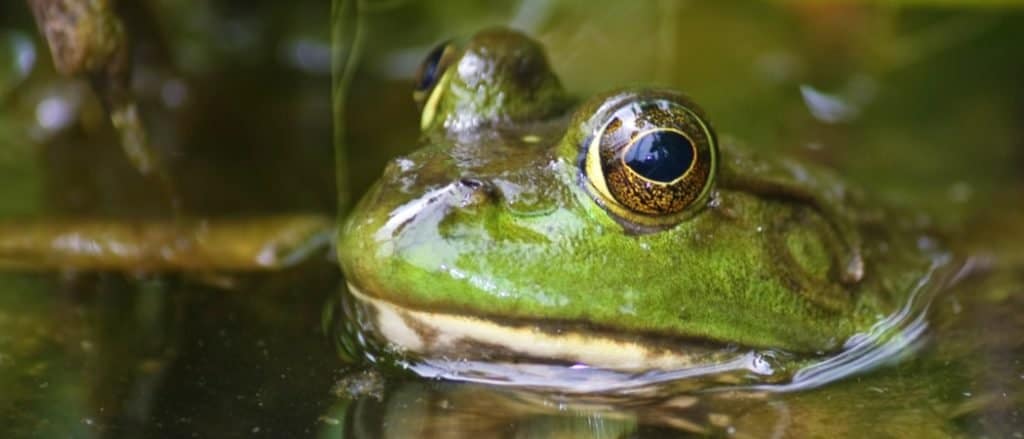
395,158,415,172
707,192,722,208
749,352,776,375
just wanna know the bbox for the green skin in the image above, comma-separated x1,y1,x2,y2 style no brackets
338,28,940,356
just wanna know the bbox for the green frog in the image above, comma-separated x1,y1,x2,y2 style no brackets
337,28,956,389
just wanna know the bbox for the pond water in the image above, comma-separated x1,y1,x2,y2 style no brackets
0,1,1022,437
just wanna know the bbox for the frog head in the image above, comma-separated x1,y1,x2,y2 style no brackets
338,28,946,382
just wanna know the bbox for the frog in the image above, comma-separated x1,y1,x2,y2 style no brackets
336,27,957,390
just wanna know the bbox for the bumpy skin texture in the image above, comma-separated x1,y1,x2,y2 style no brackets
338,28,938,354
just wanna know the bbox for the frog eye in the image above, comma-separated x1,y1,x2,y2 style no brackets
413,41,457,112
582,95,718,227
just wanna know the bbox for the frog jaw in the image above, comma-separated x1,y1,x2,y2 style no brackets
346,282,736,372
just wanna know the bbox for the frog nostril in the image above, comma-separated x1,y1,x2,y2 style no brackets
454,178,494,207
458,178,485,189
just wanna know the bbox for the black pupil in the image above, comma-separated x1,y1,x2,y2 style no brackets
623,130,695,183
417,43,446,91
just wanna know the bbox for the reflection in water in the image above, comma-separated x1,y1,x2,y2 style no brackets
321,380,695,438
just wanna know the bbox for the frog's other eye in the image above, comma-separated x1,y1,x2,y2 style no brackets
582,95,718,227
413,41,457,111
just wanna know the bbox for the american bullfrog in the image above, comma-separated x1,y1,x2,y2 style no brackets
337,28,956,390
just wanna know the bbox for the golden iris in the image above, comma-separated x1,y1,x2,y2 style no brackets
583,96,718,227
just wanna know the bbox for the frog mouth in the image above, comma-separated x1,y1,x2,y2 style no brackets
345,282,739,372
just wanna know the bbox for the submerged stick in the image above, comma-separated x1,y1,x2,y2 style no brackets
0,215,333,272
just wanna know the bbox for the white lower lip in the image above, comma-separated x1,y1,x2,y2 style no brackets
346,282,706,371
